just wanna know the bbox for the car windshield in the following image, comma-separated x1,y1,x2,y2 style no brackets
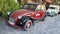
49,7,55,9
22,4,36,10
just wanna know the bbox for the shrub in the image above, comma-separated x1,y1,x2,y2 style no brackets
0,0,20,18
0,0,5,16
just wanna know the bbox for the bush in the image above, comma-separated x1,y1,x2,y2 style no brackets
0,0,4,16
0,0,20,18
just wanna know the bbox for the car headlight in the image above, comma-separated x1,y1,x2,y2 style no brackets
7,12,11,15
47,12,49,14
18,16,22,19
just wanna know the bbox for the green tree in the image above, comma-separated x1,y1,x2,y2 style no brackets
0,0,20,18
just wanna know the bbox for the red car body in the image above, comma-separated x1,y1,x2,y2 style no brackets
7,3,46,30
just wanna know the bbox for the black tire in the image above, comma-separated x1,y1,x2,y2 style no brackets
51,15,54,17
41,17,45,21
58,12,60,14
58,9,60,14
41,14,47,21
23,20,32,31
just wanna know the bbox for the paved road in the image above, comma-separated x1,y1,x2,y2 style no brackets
0,14,60,34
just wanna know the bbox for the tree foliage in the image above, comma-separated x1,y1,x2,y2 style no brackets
0,0,20,18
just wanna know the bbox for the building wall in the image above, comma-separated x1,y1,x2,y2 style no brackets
21,0,24,5
27,0,32,3
27,0,41,3
21,0,37,5
20,0,42,5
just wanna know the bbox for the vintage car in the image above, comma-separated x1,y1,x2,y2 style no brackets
47,5,59,17
7,3,46,31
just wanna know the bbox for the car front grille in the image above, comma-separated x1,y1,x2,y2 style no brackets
9,17,14,25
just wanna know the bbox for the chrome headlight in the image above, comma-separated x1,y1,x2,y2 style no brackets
9,17,14,25
47,12,49,14
18,16,22,19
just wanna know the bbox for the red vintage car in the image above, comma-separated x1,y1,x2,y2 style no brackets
7,3,46,31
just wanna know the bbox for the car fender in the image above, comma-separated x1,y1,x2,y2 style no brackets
18,16,33,27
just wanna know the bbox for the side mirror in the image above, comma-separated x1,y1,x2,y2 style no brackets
7,12,11,15
21,5,23,7
20,5,23,9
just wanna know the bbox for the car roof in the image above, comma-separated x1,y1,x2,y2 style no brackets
49,5,59,7
26,2,39,5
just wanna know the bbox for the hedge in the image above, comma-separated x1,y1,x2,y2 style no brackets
0,0,20,18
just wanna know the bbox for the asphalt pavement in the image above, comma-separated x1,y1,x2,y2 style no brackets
0,14,60,34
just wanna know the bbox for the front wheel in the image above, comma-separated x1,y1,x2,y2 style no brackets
41,14,47,21
51,14,54,17
23,20,32,31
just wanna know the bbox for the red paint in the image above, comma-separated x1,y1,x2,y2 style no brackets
45,0,51,3
32,11,45,19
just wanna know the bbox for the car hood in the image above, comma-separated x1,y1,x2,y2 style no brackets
10,9,34,20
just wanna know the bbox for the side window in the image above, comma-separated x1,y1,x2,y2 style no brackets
42,5,46,11
36,5,46,11
36,5,42,11
29,5,35,10
55,7,58,10
24,5,29,9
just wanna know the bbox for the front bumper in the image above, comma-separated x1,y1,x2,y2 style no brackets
7,20,21,28
8,20,14,25
47,12,55,16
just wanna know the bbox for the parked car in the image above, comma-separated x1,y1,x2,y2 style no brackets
7,3,46,31
58,8,60,14
47,5,59,17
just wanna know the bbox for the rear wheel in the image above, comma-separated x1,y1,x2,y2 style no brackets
58,11,60,14
23,20,32,31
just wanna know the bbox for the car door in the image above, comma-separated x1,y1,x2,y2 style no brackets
32,5,45,19
32,11,45,19
55,6,59,14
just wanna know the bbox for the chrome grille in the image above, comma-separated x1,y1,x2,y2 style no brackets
9,17,14,25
